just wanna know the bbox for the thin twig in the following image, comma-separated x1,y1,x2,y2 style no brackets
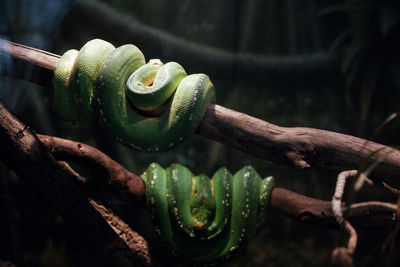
331,170,359,267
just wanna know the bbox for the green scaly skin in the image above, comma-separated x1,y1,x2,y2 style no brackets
142,163,275,264
52,39,215,151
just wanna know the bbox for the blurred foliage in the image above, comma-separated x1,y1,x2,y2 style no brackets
1,0,400,266
322,0,400,130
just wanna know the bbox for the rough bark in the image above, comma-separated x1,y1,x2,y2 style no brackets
198,104,400,189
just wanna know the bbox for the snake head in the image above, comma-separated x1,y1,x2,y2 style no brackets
191,207,213,229
190,175,216,230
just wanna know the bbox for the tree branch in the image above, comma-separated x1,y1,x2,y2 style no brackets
37,134,146,204
31,133,397,229
2,38,399,189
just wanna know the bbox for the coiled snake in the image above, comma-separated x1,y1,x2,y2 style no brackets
142,163,275,263
53,39,215,152
52,39,275,263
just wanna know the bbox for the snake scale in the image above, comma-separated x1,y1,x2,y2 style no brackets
52,39,275,264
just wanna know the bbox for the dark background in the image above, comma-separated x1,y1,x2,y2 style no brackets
1,0,400,266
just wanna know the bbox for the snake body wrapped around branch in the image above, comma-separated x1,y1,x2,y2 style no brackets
52,39,276,263
142,163,275,263
53,39,215,152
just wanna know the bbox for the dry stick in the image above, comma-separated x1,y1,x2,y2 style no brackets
0,102,156,267
331,170,359,267
2,38,400,189
329,171,398,267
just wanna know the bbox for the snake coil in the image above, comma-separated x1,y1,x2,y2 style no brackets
53,39,215,152
142,163,275,263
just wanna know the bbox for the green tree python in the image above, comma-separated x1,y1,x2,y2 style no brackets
53,39,215,152
52,39,276,263
142,163,275,263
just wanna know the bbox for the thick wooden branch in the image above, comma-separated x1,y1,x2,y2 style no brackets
37,134,146,204
2,38,400,189
32,133,397,228
0,102,155,267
